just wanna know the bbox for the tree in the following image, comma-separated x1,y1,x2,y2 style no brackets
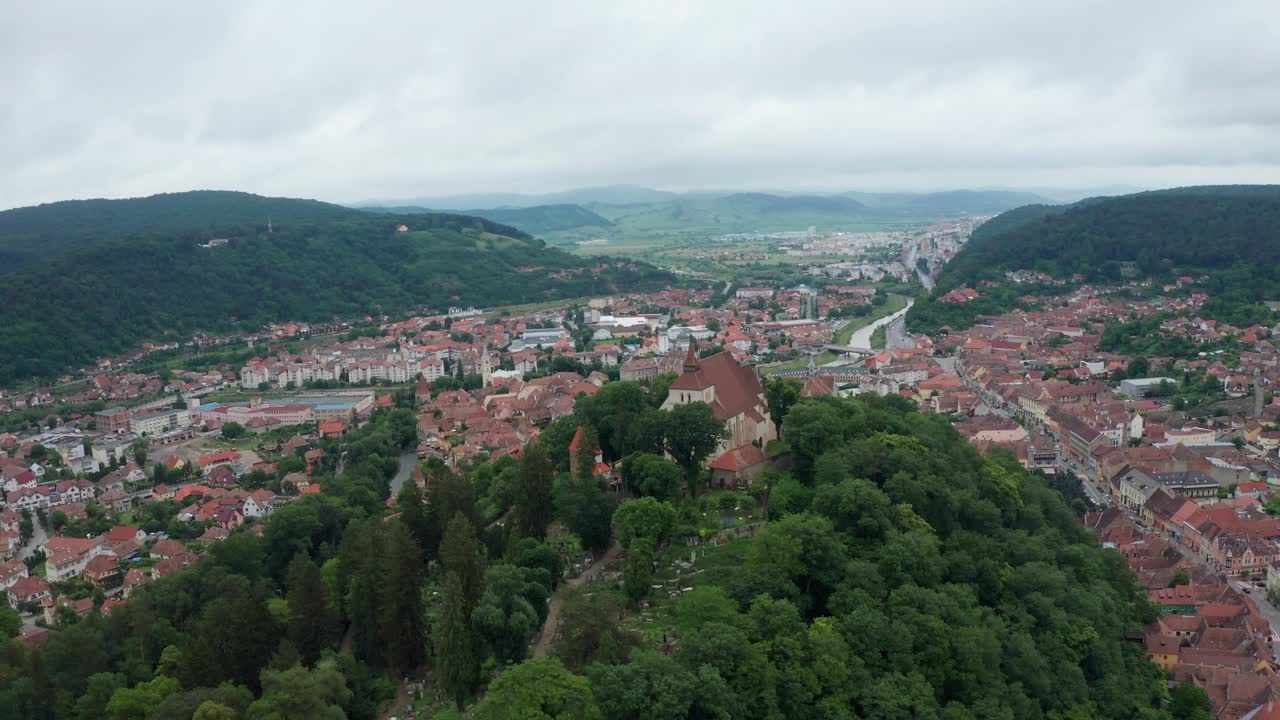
1127,356,1150,378
378,520,427,671
150,684,255,720
131,440,148,467
339,519,383,667
286,553,340,666
619,453,682,502
611,497,676,549
674,586,740,636
554,473,614,552
435,572,477,708
221,422,246,440
764,377,804,431
554,587,637,672
72,672,126,720
473,657,601,720
515,444,556,540
424,467,480,560
473,563,543,664
245,660,351,720
1170,682,1212,720
192,702,237,720
587,650,699,720
623,537,655,604
396,479,431,553
440,514,487,609
662,403,728,493
0,606,20,638
106,675,180,720
179,584,279,691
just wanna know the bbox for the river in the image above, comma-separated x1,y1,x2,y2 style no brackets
847,299,914,350
389,451,418,496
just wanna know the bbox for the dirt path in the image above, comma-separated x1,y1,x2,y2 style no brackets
531,542,622,658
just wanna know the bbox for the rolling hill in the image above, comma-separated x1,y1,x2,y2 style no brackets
0,192,672,384
0,191,355,273
843,189,1051,216
356,184,679,210
358,187,1054,244
364,203,614,235
907,185,1280,332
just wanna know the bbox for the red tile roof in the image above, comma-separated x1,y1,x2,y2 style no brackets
670,350,766,423
709,444,768,472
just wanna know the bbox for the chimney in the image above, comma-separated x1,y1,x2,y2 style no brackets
683,340,700,373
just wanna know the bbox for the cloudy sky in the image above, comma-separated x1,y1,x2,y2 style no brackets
3,1,1279,209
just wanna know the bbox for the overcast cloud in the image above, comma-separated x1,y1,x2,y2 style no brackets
3,1,1279,209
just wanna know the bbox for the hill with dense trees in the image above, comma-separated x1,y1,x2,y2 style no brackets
0,191,358,273
0,391,1189,720
0,192,673,383
469,393,1183,718
909,185,1280,332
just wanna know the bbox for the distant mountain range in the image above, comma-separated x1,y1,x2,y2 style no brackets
365,203,615,235
0,191,671,383
356,187,1054,239
354,184,680,210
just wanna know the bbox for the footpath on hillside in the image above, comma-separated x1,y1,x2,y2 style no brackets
531,542,622,658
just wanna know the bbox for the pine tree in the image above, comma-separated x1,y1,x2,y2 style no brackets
423,466,479,561
378,520,427,671
514,444,555,540
339,519,383,667
397,479,431,557
435,571,478,708
286,552,340,666
439,513,486,612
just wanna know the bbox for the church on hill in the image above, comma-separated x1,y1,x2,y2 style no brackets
661,342,776,460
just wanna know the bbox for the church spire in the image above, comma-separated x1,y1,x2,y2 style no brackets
683,339,700,373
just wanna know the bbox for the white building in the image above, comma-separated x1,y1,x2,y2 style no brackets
131,409,192,436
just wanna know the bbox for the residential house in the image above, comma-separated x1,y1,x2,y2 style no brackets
8,576,51,607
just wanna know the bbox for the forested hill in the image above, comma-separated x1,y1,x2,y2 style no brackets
0,195,673,383
935,185,1280,290
0,392,1182,720
909,185,1280,332
0,191,359,273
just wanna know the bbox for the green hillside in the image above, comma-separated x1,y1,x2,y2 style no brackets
0,193,672,383
456,204,613,235
582,192,884,238
0,190,356,273
844,189,1050,216
363,203,613,235
908,185,1280,332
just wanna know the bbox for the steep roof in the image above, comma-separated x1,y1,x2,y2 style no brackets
670,351,767,423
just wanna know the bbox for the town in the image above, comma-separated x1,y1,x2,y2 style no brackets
3,223,1280,717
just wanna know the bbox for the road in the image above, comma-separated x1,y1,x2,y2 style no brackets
18,518,48,561
905,239,936,292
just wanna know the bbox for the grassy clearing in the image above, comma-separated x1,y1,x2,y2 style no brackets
623,534,756,643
